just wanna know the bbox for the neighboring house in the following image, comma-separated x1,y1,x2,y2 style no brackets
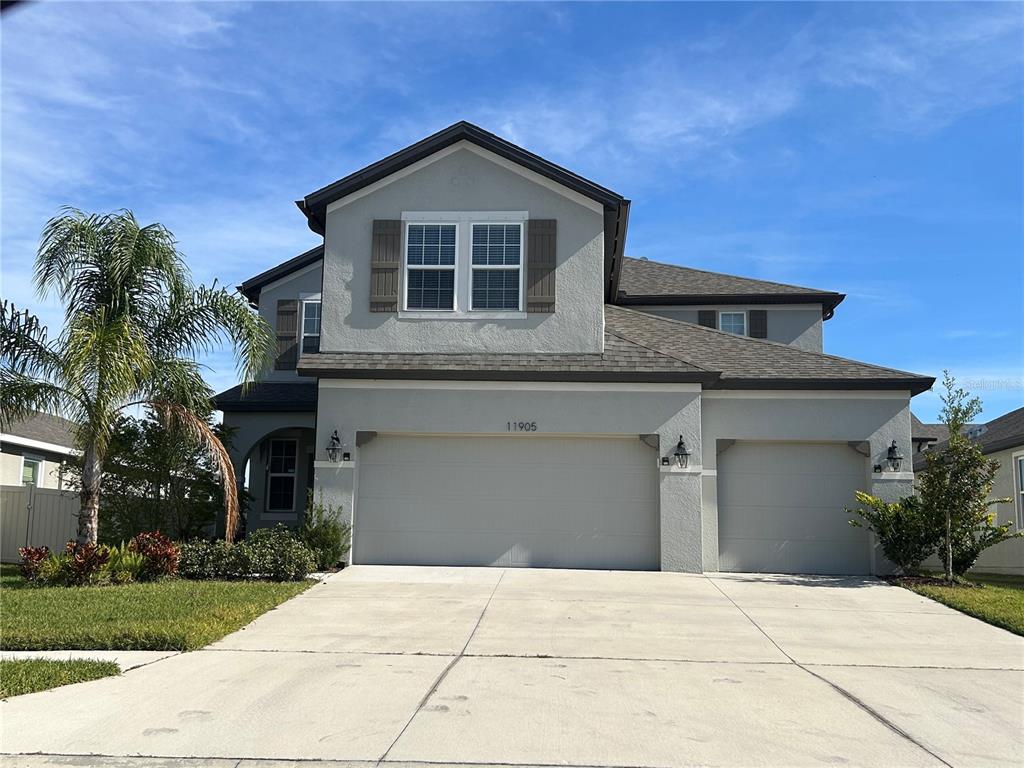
215,121,934,576
910,413,977,455
0,412,77,490
913,406,1024,575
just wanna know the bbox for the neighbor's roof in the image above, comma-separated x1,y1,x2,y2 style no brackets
914,406,1024,469
213,382,318,413
294,306,933,394
238,244,324,306
294,121,631,302
617,257,845,319
1,411,78,450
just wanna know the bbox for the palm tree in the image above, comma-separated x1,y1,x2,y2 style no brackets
0,208,274,544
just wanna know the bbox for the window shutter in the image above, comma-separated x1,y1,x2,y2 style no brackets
749,309,768,338
274,299,299,370
526,219,556,313
698,310,716,329
370,220,401,312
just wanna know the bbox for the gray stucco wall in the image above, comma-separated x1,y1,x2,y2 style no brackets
321,145,606,354
641,306,824,352
700,392,914,572
313,381,702,571
257,263,323,382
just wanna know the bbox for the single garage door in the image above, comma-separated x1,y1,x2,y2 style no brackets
354,434,659,570
718,442,870,575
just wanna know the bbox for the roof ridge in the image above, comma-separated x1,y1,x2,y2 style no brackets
621,256,841,296
606,304,932,381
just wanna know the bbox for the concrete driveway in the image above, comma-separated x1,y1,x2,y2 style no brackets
2,567,1022,768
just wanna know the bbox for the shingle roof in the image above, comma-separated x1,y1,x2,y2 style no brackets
213,382,318,412
297,330,716,383
294,306,932,393
914,406,1024,469
616,257,845,318
605,305,933,393
1,411,78,448
238,244,324,306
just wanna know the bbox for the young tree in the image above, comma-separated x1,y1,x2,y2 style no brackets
0,209,274,544
917,372,1017,581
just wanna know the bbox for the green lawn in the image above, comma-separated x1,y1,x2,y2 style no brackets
0,658,120,697
901,572,1024,636
0,564,311,651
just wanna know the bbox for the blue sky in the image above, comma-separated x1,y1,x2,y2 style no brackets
2,2,1021,421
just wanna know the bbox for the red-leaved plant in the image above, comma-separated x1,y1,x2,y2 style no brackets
18,546,50,581
129,531,180,578
64,541,111,585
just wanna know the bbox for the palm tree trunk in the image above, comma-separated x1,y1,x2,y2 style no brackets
78,444,101,545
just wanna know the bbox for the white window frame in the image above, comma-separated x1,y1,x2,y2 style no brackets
1014,451,1024,529
400,211,528,319
469,222,525,312
719,310,748,336
402,222,459,312
266,438,298,513
300,294,321,354
21,454,42,487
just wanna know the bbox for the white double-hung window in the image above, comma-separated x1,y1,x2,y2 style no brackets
404,223,457,310
471,223,522,311
301,297,321,353
719,311,747,336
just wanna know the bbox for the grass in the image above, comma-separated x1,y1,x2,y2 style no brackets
900,572,1024,636
0,658,120,697
0,564,311,651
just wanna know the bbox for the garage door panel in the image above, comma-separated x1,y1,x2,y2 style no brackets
355,435,660,570
719,442,870,575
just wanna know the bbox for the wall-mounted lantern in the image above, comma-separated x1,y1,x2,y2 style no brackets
886,440,904,472
326,430,342,463
672,436,691,469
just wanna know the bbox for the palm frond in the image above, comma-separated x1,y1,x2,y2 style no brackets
149,401,240,543
0,300,63,378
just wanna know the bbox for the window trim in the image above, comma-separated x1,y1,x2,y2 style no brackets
718,310,748,336
300,295,322,354
266,438,298,513
1014,451,1024,529
20,454,42,487
402,222,459,312
469,222,524,312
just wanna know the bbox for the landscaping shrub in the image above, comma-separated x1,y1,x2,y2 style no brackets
128,531,180,578
35,554,72,586
64,541,112,586
17,547,50,582
299,491,351,570
847,491,938,574
179,527,314,582
103,545,147,584
243,525,316,581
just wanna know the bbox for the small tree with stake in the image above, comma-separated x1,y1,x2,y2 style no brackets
916,372,1018,582
0,208,274,545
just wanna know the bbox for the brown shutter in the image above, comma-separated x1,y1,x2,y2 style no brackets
697,310,716,329
749,309,768,338
526,219,556,313
274,299,298,370
370,220,401,312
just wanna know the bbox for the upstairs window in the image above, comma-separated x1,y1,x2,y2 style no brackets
719,311,747,336
405,223,456,310
301,300,321,353
471,223,522,311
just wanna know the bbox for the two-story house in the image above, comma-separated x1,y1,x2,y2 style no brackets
215,121,933,576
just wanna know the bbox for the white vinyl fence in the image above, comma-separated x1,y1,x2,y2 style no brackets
1,484,79,562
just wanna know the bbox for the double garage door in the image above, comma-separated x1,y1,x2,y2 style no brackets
354,434,660,570
717,442,871,575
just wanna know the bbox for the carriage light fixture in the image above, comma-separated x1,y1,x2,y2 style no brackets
672,437,691,469
326,431,343,463
886,440,904,472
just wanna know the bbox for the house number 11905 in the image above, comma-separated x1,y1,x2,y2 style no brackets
507,421,538,432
